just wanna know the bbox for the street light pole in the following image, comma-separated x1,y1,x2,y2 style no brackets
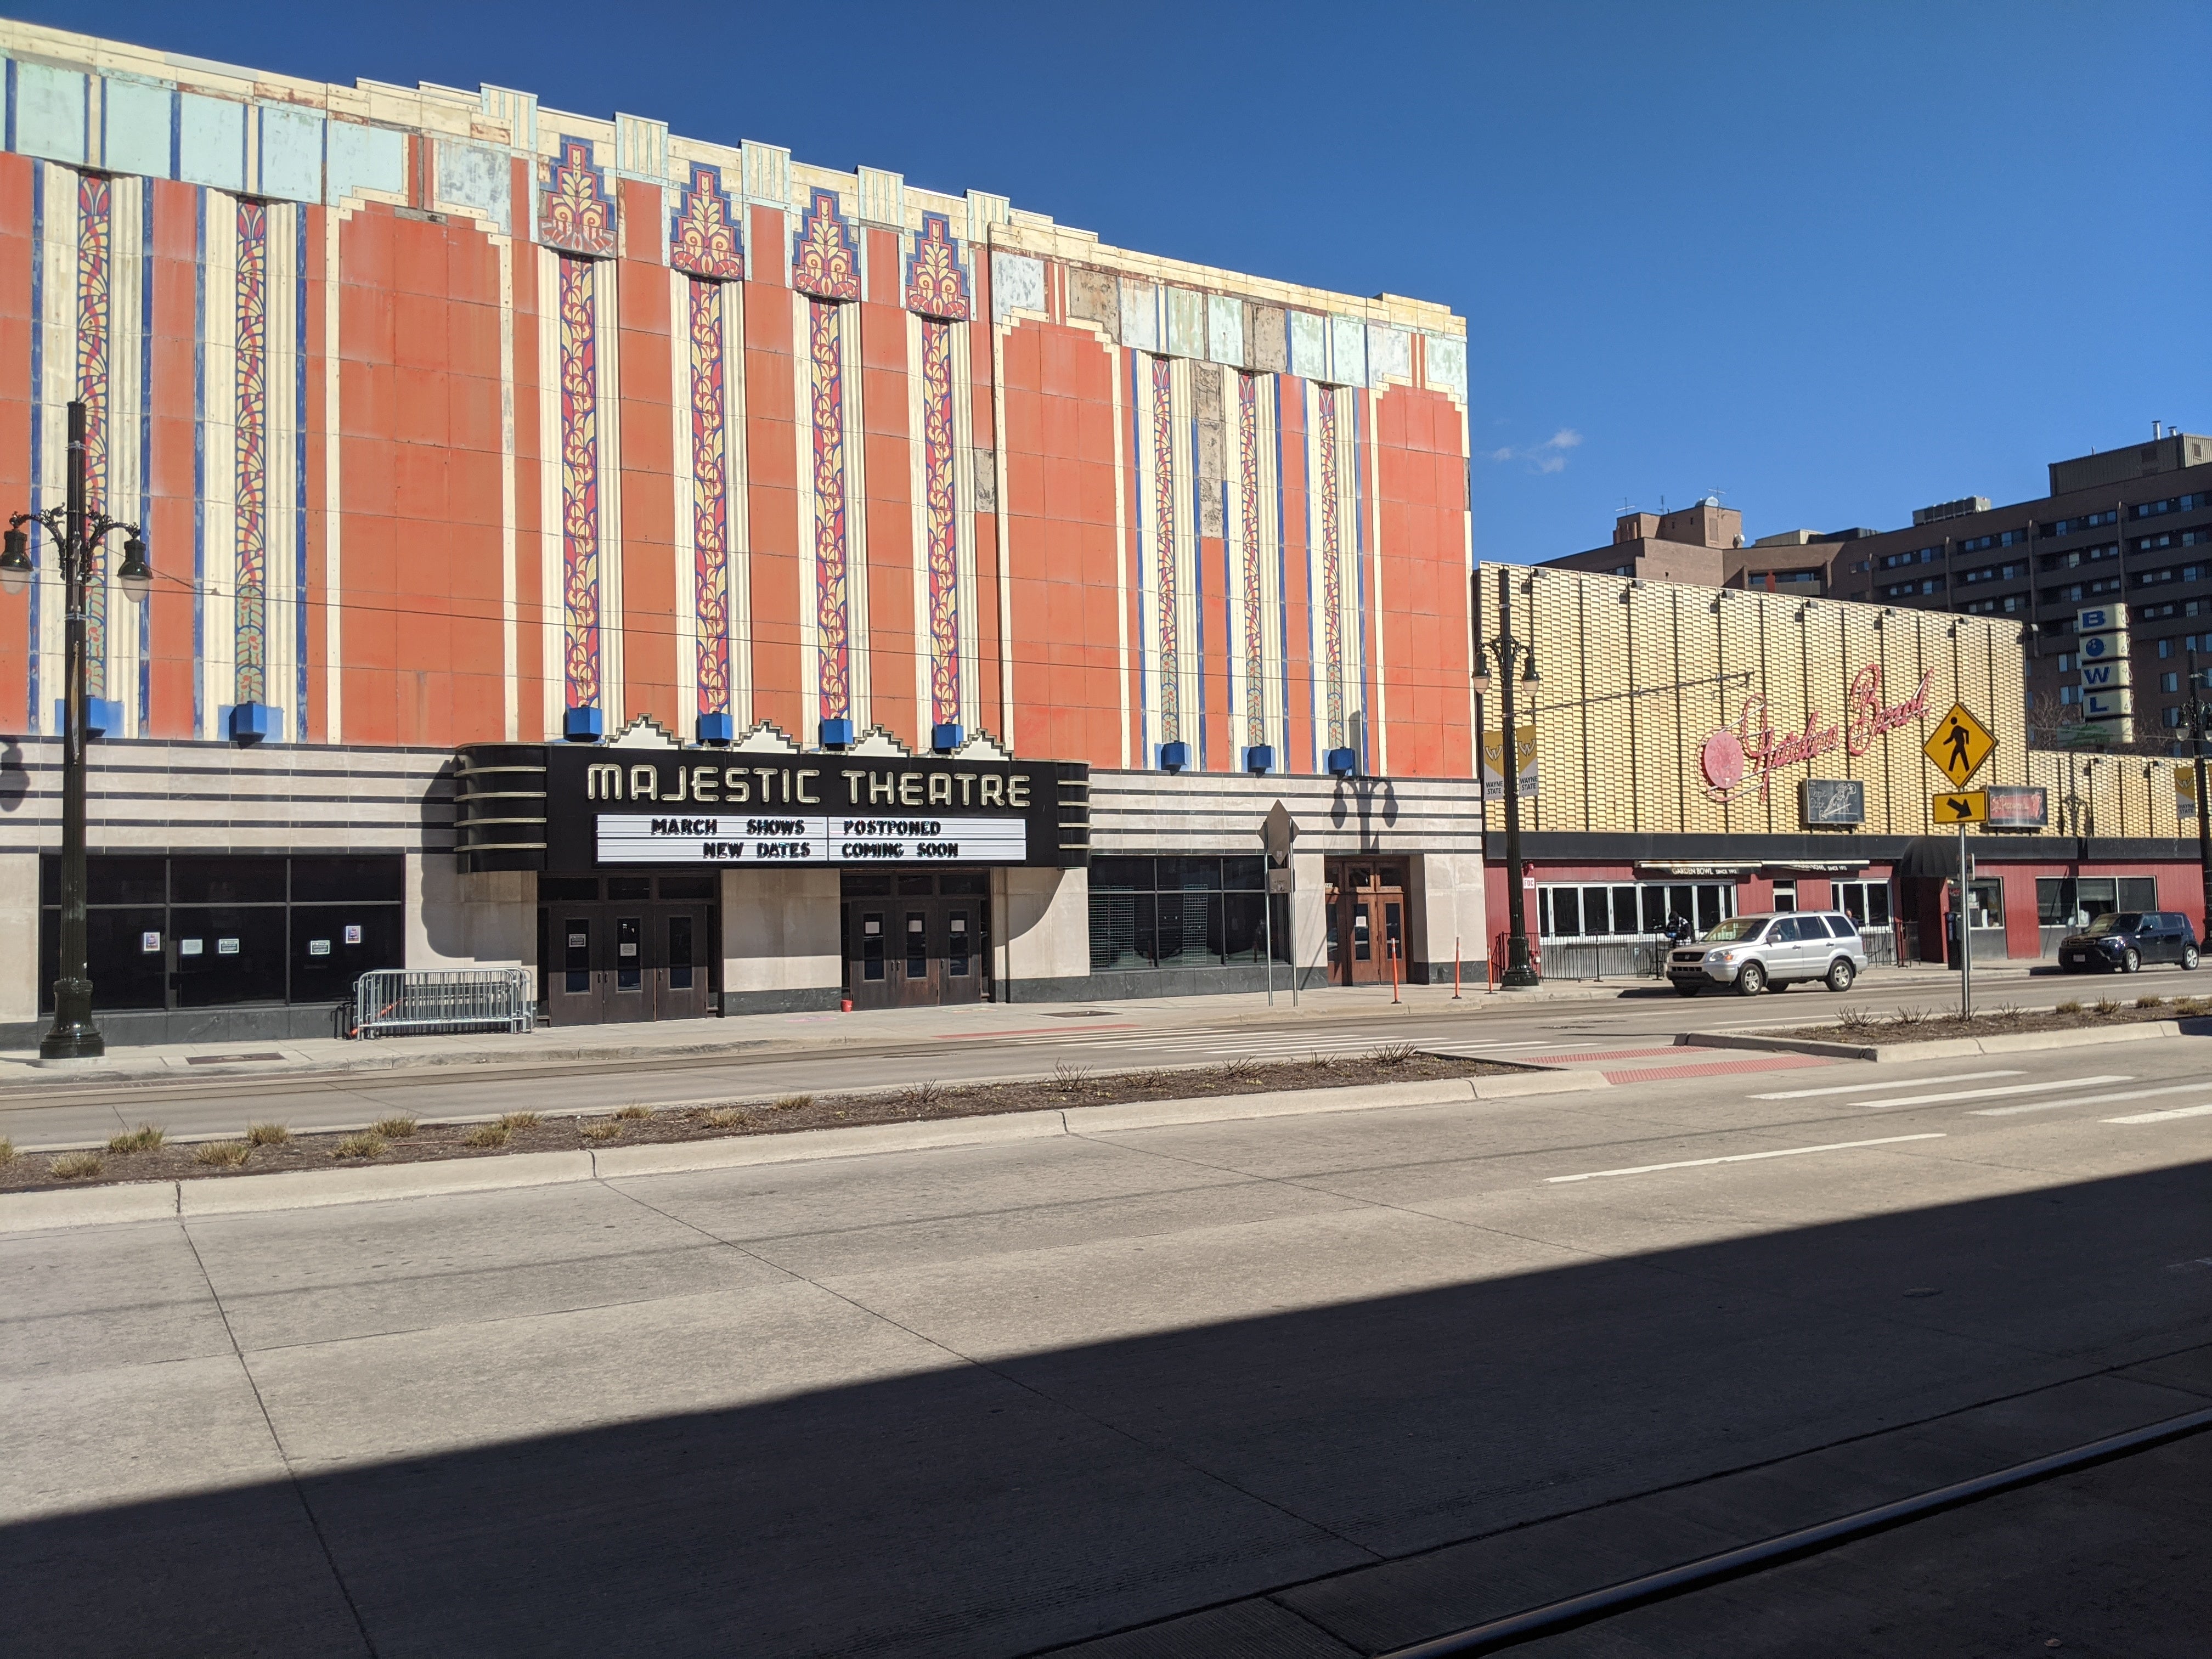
4,399,154,1062
1473,566,1541,988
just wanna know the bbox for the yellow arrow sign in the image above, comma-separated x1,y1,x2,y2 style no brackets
1924,702,1996,788
1932,789,1988,824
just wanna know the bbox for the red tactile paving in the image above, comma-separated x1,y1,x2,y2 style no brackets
1600,1055,1835,1084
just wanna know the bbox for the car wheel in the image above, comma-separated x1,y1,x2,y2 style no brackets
1826,958,1856,993
2123,947,2141,974
1673,983,1701,997
1735,961,1767,996
2185,944,2200,971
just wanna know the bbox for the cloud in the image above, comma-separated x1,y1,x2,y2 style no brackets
1488,428,1583,474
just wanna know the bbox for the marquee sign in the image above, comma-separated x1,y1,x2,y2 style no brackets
1700,665,1934,803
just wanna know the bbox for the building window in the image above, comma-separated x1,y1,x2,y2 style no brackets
2162,671,2182,692
2059,685,2079,704
2038,877,2157,927
37,854,405,1014
2164,706,2186,728
1537,881,1735,941
1086,855,1282,973
1835,880,1892,931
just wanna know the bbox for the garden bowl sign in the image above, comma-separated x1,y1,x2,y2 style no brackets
1699,665,1933,803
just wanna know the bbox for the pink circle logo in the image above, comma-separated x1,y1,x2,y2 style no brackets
1701,729,1746,792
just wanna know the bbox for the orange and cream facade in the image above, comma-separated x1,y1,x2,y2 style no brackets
0,22,1481,1040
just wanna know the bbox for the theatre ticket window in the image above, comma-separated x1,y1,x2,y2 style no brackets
1087,855,1288,972
1536,881,1735,941
40,854,405,1014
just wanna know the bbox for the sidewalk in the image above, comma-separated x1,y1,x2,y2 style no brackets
0,975,1634,1088
0,957,2069,1090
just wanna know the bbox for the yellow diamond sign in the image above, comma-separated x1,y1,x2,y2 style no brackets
1924,703,1995,788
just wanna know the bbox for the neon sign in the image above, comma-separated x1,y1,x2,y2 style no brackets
1699,665,1933,802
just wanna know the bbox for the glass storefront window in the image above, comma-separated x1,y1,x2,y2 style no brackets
39,854,405,1013
1537,881,1736,940
1087,856,1286,972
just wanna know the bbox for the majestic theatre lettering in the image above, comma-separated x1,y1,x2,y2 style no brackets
453,744,1088,873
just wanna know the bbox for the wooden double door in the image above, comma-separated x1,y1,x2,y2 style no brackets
844,871,991,1009
540,874,716,1025
1325,860,1408,985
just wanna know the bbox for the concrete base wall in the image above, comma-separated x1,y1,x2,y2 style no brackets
723,868,841,1001
1410,851,1488,981
1008,963,1328,1004
1001,866,1090,988
0,854,37,1023
407,859,536,992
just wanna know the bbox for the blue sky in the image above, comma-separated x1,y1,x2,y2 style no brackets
33,1,2212,560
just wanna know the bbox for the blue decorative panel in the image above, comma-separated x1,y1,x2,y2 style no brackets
177,93,245,191
13,62,86,163
563,705,603,742
257,104,323,203
326,120,404,204
1158,739,1190,772
100,77,172,177
697,711,735,745
819,716,855,749
932,721,964,753
1207,294,1243,367
436,138,509,233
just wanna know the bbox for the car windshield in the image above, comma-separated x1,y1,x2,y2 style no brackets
1702,917,1768,944
2084,912,2141,936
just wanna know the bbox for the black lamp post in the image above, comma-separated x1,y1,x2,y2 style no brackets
1471,566,1541,988
2185,648,2212,948
3,399,153,1060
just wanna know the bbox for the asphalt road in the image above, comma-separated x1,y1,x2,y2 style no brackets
4,1031,2208,1656
3,960,2206,1150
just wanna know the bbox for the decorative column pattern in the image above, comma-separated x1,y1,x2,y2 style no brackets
904,212,970,732
539,137,618,727
670,163,744,729
1316,384,1346,748
1236,371,1265,747
74,175,110,704
232,199,269,711
792,189,860,729
1151,354,1179,744
557,256,602,714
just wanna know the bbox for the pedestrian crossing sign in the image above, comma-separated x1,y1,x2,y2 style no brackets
1924,703,1995,788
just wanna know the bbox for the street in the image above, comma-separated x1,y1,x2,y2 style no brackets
3,961,2205,1150
4,1025,2208,1656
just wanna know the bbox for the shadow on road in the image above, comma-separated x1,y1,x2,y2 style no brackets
7,1161,2208,1658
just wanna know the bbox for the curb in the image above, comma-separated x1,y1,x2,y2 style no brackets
0,1066,1604,1233
1684,1020,2187,1063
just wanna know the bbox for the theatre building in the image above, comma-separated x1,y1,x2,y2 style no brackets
1480,562,2207,974
0,21,1481,1042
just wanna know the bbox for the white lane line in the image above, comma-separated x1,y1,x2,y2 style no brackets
1859,1075,2133,1109
2106,1103,2212,1125
1750,1070,2024,1101
1546,1133,1946,1184
1974,1081,2212,1116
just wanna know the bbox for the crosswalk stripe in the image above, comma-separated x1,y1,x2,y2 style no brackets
1861,1074,2132,1109
2106,1103,2212,1124
1974,1081,2212,1117
1750,1070,2024,1101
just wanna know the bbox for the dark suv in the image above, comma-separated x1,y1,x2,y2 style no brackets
2057,911,2201,974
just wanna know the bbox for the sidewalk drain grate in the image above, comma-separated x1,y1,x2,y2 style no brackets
184,1052,286,1065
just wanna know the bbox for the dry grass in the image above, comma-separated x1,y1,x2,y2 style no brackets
1891,1006,1929,1030
193,1141,251,1168
579,1120,623,1143
1369,1042,1420,1066
371,1115,419,1138
772,1094,814,1111
700,1107,747,1130
1835,1006,1875,1032
0,1136,15,1166
245,1122,290,1147
2056,999,2084,1015
1213,1056,1267,1085
1050,1062,1094,1094
613,1104,653,1121
462,1123,510,1148
2094,996,2122,1016
332,1132,385,1160
900,1080,944,1111
107,1124,166,1154
2135,995,2164,1009
1984,1003,2026,1024
498,1111,541,1130
49,1151,104,1180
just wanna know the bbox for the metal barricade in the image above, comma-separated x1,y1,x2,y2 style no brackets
352,968,537,1038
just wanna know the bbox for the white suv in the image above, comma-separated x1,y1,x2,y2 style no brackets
1668,911,1870,997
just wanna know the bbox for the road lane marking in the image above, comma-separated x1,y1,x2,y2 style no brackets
1858,1075,2132,1109
1974,1081,2212,1116
2106,1103,2212,1124
1750,1070,2024,1100
1547,1133,1946,1183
